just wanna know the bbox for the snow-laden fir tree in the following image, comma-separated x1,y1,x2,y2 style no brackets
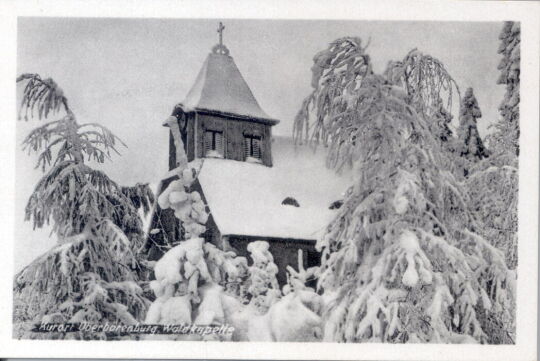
294,38,515,344
385,48,463,174
385,48,460,119
432,96,454,145
467,22,520,274
462,23,520,341
456,87,489,176
13,74,154,339
490,21,520,157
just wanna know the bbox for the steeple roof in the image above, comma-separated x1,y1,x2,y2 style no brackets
181,45,279,125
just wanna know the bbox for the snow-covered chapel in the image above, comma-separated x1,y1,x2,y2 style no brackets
145,24,350,284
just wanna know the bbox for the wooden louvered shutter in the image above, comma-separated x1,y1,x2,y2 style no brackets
215,131,224,156
204,131,213,155
243,135,262,160
243,136,249,159
252,137,261,159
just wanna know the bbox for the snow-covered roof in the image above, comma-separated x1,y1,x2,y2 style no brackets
182,49,278,125
196,137,352,241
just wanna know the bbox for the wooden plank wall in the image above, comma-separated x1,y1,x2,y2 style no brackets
191,113,274,167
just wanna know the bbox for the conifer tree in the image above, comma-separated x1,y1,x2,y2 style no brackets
14,74,153,339
385,48,462,173
457,87,488,162
385,49,460,119
467,22,519,272
489,21,520,157
432,97,454,144
455,88,489,176
294,39,515,344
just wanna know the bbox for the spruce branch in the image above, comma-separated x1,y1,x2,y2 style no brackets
17,73,71,121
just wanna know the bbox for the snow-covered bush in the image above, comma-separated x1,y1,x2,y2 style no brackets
14,74,153,339
284,249,318,294
294,38,515,343
144,236,247,340
244,247,323,342
246,241,281,313
249,289,323,342
145,234,323,342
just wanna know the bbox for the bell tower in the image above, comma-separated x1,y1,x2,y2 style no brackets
166,22,279,169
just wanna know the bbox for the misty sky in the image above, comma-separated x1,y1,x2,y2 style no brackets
15,18,506,271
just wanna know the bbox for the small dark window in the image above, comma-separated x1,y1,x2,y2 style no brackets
329,200,343,210
282,197,300,207
244,135,262,161
204,130,224,158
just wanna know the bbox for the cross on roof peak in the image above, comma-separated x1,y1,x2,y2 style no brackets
217,22,225,46
212,22,229,55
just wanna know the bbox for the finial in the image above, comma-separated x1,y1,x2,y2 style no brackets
212,22,230,55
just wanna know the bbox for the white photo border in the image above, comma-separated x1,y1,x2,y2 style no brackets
0,0,538,360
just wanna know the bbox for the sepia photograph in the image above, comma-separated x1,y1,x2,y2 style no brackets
0,1,538,360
